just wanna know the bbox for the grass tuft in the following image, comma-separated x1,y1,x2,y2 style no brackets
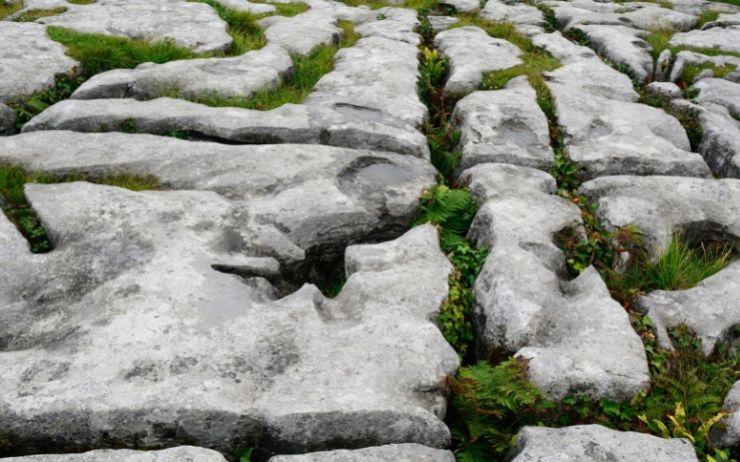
67,0,97,3
47,26,196,77
14,6,67,21
680,62,737,85
192,20,359,110
0,164,160,253
0,0,22,19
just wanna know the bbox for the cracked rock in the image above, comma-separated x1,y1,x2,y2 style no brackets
638,260,740,356
571,24,654,82
716,382,740,448
0,103,16,135
579,175,740,260
693,77,740,119
451,76,554,172
462,163,649,401
0,191,458,455
434,26,523,94
71,44,293,100
670,24,740,54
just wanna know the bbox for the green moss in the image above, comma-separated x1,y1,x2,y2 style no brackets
0,163,160,253
14,6,66,21
0,0,22,19
66,0,96,4
192,20,359,110
270,1,308,16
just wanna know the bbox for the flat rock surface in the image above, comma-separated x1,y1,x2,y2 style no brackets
267,444,455,461
694,78,740,119
670,25,740,54
571,24,653,82
434,26,523,94
3,447,228,461
510,425,699,461
717,382,740,447
451,77,553,172
0,22,79,104
36,0,232,54
0,102,15,134
0,199,457,454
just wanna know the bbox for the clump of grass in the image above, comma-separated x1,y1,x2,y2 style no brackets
404,0,439,12
609,236,734,304
67,0,96,3
14,6,67,21
0,163,160,253
0,0,22,19
194,20,359,110
270,1,308,16
696,9,720,27
47,26,196,77
191,0,265,55
645,28,675,61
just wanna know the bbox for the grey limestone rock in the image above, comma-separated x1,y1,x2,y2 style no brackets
268,444,455,461
0,22,79,104
579,175,740,260
461,163,649,401
548,80,710,179
21,97,430,158
0,131,437,265
439,0,479,13
693,77,740,119
427,15,459,32
0,103,16,135
259,9,341,56
434,26,523,94
571,24,654,82
71,44,293,100
214,0,275,14
0,183,458,455
716,382,740,448
646,81,683,99
510,425,699,462
669,50,740,83
3,447,228,462
638,260,740,356
670,25,740,54
451,77,554,172
355,7,421,45
481,0,545,27
36,0,232,54
684,100,740,178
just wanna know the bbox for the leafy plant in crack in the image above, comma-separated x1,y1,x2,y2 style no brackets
416,185,486,359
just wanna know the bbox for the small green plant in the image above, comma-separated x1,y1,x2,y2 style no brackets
416,185,486,358
192,21,358,110
0,163,160,253
9,74,85,129
680,62,737,86
645,28,675,61
235,447,253,462
14,6,67,21
697,9,720,27
0,0,22,19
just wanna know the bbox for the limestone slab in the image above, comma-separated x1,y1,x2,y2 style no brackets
268,444,455,461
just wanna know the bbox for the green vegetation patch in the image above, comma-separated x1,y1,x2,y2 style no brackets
8,74,84,129
680,62,737,86
416,185,486,359
47,26,196,77
0,163,160,253
449,326,738,461
67,0,96,4
191,0,266,55
639,88,704,149
192,20,359,110
14,6,66,21
0,0,22,19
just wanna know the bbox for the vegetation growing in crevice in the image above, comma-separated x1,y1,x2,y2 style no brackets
0,164,160,253
14,6,67,21
638,87,704,150
8,74,85,129
189,20,359,110
67,0,96,4
0,0,22,19
191,0,266,55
